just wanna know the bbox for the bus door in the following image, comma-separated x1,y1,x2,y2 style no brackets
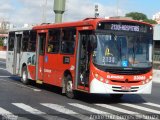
13,32,22,75
76,30,93,91
42,29,60,85
36,31,47,82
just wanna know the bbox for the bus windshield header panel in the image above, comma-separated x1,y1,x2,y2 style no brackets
97,21,153,33
92,21,153,71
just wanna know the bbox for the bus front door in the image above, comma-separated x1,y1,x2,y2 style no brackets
36,32,47,83
76,31,92,91
13,33,22,75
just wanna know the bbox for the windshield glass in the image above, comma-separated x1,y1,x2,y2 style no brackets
92,33,152,68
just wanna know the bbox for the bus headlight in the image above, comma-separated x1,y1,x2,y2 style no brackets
95,73,99,78
93,73,108,83
146,79,150,83
106,80,109,84
100,77,104,82
142,81,145,85
149,76,152,80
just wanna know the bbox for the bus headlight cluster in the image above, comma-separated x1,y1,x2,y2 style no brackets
94,73,109,84
142,78,151,85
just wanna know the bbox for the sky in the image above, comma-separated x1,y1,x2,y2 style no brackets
0,0,160,27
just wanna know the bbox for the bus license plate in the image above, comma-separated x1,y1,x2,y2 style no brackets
121,86,131,91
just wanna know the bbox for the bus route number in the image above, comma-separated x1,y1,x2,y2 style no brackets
102,56,115,64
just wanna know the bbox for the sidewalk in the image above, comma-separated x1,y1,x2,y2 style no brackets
0,51,6,60
153,70,160,83
0,51,159,83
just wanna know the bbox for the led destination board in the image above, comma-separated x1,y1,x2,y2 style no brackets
111,24,139,32
97,22,152,33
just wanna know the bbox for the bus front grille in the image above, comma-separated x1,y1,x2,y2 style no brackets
112,86,139,92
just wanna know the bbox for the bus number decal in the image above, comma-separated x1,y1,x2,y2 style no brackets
134,76,146,80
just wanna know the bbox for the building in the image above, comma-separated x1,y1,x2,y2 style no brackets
153,24,160,69
0,19,10,32
153,12,160,24
0,19,10,50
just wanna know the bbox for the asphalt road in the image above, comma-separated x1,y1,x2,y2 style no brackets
0,59,160,120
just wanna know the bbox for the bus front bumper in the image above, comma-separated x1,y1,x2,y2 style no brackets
90,78,152,94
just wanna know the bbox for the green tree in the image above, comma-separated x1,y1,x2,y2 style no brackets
125,12,157,24
126,12,147,20
0,39,3,46
143,19,157,24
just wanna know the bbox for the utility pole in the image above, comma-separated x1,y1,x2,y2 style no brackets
54,0,66,23
95,5,99,18
116,0,119,16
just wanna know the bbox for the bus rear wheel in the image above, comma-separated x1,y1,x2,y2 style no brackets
110,94,123,99
65,75,75,99
21,66,29,85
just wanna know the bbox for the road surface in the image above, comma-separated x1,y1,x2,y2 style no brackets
0,59,159,120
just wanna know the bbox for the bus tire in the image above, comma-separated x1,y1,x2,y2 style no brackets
21,66,29,85
110,94,123,99
65,75,75,99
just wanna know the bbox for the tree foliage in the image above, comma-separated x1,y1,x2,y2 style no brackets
125,12,157,24
126,12,147,20
143,19,157,24
0,39,3,46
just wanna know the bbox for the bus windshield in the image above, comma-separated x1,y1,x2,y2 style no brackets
92,33,152,68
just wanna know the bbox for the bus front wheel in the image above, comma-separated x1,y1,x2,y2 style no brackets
21,66,29,85
65,75,75,99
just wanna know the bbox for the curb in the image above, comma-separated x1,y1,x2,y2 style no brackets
153,70,160,83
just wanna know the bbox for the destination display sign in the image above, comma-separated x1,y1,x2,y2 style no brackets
111,24,140,32
97,22,152,33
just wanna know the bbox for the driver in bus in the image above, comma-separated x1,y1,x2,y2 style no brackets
47,35,55,52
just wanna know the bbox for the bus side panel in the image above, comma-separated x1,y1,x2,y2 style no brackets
19,52,36,80
6,51,14,74
28,65,36,80
43,54,58,86
56,54,76,87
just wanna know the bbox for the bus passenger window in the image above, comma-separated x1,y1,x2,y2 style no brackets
61,28,76,54
47,29,60,53
22,31,29,52
27,31,36,52
8,32,15,51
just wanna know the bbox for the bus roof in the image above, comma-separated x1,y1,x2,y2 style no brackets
0,34,8,37
9,27,32,32
33,17,153,30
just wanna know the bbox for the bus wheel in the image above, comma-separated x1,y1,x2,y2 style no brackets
65,75,75,99
21,66,29,85
110,94,123,99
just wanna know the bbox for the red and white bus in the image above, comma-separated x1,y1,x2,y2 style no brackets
6,18,153,98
